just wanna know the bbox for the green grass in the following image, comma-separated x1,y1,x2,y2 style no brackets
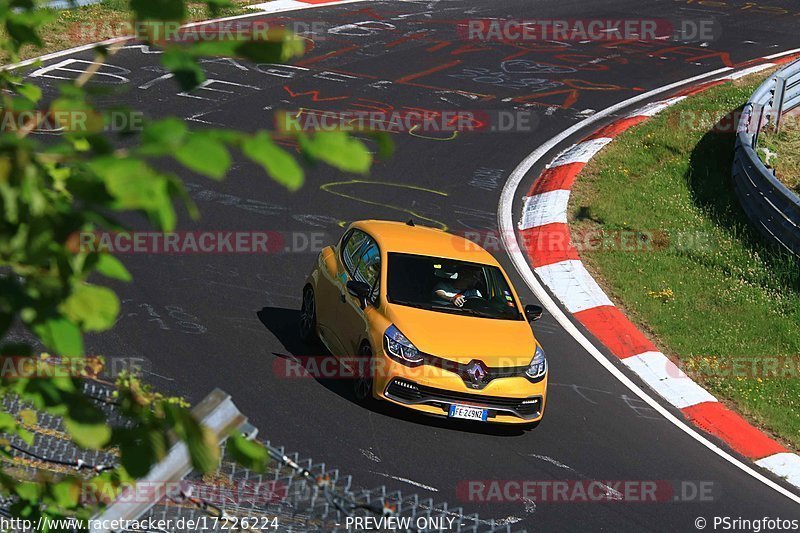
759,115,800,194
2,0,261,63
571,73,800,449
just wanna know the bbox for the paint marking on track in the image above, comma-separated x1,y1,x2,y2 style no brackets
370,471,438,492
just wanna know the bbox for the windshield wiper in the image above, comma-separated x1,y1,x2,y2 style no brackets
427,305,488,317
390,299,435,311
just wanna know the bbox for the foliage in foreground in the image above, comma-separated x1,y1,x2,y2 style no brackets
0,0,382,524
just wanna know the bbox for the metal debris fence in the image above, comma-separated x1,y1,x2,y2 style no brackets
1,382,520,532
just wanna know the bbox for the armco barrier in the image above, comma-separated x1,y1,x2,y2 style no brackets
732,59,800,256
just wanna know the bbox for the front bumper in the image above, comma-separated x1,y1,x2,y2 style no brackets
373,352,547,425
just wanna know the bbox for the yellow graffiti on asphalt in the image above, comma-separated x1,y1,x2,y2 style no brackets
321,179,449,230
409,124,459,141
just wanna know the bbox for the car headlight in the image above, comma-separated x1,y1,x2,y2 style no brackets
525,345,548,380
384,325,424,366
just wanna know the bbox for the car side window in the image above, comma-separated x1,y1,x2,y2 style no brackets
355,241,379,284
341,230,368,274
354,240,381,304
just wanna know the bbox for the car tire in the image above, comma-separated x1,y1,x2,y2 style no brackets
299,285,317,344
353,342,374,403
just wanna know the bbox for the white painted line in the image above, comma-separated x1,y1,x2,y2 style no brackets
527,454,573,470
728,62,777,80
764,47,800,60
757,454,800,488
534,260,613,313
249,0,306,11
0,0,371,71
547,138,613,167
622,351,718,409
248,0,368,12
519,189,571,230
631,97,687,118
497,51,800,503
370,471,438,492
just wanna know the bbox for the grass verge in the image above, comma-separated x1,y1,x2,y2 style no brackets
758,116,800,194
571,73,800,449
1,0,262,63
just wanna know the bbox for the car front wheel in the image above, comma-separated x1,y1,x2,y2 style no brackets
353,342,374,403
299,285,317,344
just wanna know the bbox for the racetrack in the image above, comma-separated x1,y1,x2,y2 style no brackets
22,0,800,529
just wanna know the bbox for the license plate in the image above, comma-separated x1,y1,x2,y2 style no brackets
448,404,488,421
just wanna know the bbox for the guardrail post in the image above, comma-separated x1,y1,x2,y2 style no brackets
773,73,788,132
88,389,250,533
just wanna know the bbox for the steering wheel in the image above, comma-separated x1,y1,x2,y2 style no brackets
462,296,488,310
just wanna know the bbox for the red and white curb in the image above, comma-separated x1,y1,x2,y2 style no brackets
249,0,368,12
517,59,800,490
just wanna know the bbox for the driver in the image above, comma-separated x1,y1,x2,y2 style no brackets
433,267,483,307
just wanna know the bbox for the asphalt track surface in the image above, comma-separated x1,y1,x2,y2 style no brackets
21,0,800,529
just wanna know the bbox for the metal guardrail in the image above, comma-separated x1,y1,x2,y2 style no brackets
732,59,800,256
1,384,519,532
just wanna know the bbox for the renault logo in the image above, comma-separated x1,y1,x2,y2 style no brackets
465,360,488,387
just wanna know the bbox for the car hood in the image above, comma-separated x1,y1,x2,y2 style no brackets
385,303,537,367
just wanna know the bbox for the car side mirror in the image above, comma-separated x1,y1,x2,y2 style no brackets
347,280,372,309
525,304,543,322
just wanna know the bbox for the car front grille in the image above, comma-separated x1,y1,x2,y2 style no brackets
385,379,542,420
422,354,532,389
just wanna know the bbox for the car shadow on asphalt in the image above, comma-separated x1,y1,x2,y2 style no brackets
256,306,527,437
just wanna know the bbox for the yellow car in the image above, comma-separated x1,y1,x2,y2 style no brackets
300,220,547,426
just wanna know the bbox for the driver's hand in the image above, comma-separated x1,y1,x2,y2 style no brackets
452,294,466,307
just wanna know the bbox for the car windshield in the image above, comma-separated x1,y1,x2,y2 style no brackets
386,252,522,320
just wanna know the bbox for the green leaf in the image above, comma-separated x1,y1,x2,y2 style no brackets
60,284,119,332
227,433,269,472
51,97,104,134
15,82,41,103
130,0,185,20
16,428,34,447
300,131,372,174
32,318,83,357
175,133,231,180
15,482,39,501
65,400,110,449
165,405,218,473
64,418,111,449
90,157,176,230
370,132,395,160
95,254,132,282
235,40,291,64
18,409,37,427
141,118,188,155
0,412,16,432
242,132,303,191
6,17,42,48
50,480,80,508
161,48,205,91
118,430,160,478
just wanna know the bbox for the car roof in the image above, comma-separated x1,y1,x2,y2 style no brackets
351,220,501,266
